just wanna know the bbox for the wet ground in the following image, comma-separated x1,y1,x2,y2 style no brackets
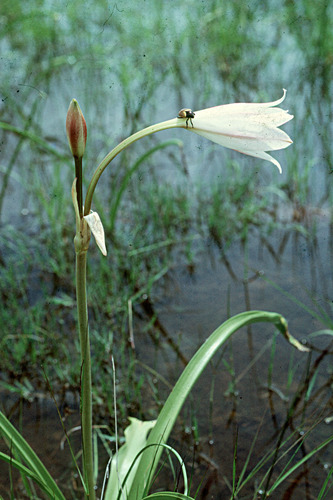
133,211,333,499
2,210,331,499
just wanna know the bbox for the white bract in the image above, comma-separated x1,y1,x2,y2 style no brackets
84,211,107,256
189,89,293,173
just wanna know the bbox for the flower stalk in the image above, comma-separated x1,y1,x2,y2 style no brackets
84,118,180,215
72,196,95,499
76,250,94,499
66,90,293,499
74,156,83,219
84,91,293,213
67,97,95,499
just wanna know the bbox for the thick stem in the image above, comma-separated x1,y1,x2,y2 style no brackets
76,250,95,499
84,118,181,215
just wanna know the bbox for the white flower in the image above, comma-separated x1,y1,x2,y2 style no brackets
187,90,293,173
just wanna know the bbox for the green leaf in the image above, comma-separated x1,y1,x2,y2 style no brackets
0,451,59,498
104,417,156,500
0,121,69,160
127,310,307,500
266,433,333,496
142,493,195,500
0,411,66,500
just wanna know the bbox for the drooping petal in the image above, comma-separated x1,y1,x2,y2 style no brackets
186,90,293,172
193,125,292,152
239,150,283,173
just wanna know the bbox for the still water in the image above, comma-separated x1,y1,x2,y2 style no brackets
1,208,332,499
133,212,333,499
1,136,332,493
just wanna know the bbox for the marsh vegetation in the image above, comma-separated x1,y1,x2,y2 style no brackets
0,1,333,498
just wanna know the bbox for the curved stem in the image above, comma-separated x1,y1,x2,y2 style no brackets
84,118,181,215
109,139,183,234
75,115,184,496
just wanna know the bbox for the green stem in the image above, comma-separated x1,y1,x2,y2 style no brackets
76,249,95,499
75,156,83,219
74,115,183,496
84,117,181,215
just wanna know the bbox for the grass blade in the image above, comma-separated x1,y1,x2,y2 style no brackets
266,433,333,496
0,451,60,498
0,411,65,500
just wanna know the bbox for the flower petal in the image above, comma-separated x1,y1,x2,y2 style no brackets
192,126,292,153
240,150,283,173
197,89,288,117
187,90,293,172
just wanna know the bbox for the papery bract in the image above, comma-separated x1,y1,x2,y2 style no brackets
84,211,107,256
187,90,293,173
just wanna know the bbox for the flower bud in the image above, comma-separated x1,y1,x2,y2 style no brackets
66,99,87,158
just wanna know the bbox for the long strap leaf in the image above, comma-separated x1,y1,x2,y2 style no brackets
128,310,308,499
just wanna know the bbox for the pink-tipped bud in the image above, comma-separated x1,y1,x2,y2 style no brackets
66,99,87,158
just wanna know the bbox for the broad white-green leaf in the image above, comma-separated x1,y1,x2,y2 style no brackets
104,417,156,500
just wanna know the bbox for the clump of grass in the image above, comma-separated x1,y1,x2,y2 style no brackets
196,161,275,250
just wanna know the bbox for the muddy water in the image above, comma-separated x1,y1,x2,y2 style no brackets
1,212,332,499
133,212,333,499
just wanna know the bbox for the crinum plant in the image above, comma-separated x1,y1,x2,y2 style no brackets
1,91,313,500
